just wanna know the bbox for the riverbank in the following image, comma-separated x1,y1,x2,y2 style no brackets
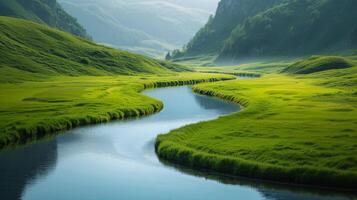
156,65,357,189
0,72,234,149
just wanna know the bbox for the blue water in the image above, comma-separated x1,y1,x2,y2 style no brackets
0,86,354,200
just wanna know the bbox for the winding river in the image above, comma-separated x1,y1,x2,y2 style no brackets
0,86,355,200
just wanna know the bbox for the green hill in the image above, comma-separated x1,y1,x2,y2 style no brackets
283,56,356,74
170,0,357,63
0,0,89,38
218,0,357,61
0,16,187,83
173,0,282,58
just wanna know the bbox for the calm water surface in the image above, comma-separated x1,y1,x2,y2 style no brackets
0,86,355,200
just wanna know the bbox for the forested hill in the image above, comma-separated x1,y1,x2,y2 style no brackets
171,0,357,63
180,0,283,57
218,0,357,62
0,0,89,39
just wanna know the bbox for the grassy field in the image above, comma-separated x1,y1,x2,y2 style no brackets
156,56,357,189
0,72,233,148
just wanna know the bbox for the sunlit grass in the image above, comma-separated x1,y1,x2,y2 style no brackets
0,72,233,148
156,63,357,188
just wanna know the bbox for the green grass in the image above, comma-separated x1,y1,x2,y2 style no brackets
156,56,357,189
0,0,89,38
194,60,294,75
0,72,234,148
171,55,217,67
0,16,236,148
0,16,187,83
283,56,356,74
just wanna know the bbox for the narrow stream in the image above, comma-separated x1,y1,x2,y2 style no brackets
0,86,355,200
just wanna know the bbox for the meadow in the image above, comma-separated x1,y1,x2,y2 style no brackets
0,16,238,148
156,56,357,189
0,72,233,148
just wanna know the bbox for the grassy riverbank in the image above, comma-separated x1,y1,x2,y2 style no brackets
0,72,233,148
156,56,357,189
0,16,235,148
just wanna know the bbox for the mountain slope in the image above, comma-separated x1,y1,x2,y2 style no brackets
218,0,357,61
0,16,187,83
171,0,283,58
0,0,89,38
58,0,218,57
172,0,357,63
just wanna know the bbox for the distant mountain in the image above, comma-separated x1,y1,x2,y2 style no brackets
0,16,187,83
0,0,89,38
172,0,357,63
58,0,219,57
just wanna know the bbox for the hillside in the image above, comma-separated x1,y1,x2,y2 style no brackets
218,0,357,62
0,16,187,83
58,0,218,57
171,0,357,63
283,56,356,74
176,0,283,58
0,0,89,39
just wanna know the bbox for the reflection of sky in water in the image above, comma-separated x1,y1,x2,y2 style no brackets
0,86,354,200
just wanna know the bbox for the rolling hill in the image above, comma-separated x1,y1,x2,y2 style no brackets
0,16,187,83
0,0,89,39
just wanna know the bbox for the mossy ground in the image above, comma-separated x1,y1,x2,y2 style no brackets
0,72,233,148
156,57,357,189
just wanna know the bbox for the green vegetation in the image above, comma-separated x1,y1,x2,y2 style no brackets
170,0,357,63
283,56,355,74
156,56,357,189
0,73,233,149
219,0,357,61
1,1,356,190
0,16,187,83
0,16,235,148
195,59,293,74
169,0,283,59
0,0,89,38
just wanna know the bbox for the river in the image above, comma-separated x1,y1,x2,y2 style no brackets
0,86,355,200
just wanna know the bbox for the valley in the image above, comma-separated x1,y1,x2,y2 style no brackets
0,0,356,199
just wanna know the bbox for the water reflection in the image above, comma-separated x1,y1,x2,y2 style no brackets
193,93,237,113
0,140,57,200
159,159,356,200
